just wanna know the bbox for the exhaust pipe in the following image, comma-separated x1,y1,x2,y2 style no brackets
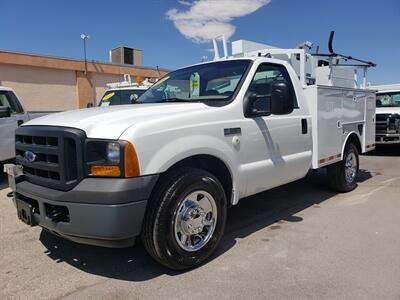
328,31,336,55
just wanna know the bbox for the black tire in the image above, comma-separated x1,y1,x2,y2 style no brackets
327,143,359,193
142,167,227,270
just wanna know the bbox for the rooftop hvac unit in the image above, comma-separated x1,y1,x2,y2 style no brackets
109,47,143,66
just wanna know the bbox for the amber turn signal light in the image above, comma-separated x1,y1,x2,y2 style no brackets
91,165,121,177
124,142,140,177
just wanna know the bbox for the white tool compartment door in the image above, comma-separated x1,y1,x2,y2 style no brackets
341,90,366,150
363,91,376,150
315,87,343,167
343,90,365,123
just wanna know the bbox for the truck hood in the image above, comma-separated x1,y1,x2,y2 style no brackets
24,103,211,139
376,107,400,115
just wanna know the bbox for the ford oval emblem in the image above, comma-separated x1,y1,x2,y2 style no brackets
23,151,37,163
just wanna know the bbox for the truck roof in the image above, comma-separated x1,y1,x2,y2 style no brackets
181,57,277,69
369,84,400,93
0,86,14,91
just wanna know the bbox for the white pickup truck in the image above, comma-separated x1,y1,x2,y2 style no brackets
5,34,376,270
370,84,400,144
0,86,30,163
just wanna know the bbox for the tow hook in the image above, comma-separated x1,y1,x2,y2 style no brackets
47,210,64,223
45,204,70,223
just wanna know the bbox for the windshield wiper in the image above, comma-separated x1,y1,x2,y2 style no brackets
159,98,193,103
137,97,202,104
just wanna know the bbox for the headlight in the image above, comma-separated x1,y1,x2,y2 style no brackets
107,142,120,164
85,140,140,178
388,114,400,132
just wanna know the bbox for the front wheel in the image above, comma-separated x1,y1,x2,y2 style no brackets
327,143,359,192
142,168,227,270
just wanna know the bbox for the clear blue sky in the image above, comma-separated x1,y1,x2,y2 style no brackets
1,0,399,84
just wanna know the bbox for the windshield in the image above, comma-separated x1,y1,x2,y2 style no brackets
138,60,251,104
99,89,146,106
376,92,400,107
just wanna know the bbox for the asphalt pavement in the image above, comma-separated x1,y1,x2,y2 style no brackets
1,146,400,300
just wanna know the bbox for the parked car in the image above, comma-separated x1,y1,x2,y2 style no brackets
4,33,376,270
99,80,153,107
0,86,30,163
370,84,400,144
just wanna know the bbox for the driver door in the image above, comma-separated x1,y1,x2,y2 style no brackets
240,63,312,196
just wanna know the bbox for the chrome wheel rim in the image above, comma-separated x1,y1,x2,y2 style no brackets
174,190,217,252
345,152,357,183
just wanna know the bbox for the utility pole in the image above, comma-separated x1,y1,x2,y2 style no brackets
80,34,90,75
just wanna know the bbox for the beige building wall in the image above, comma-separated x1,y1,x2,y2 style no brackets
0,50,169,111
0,64,77,111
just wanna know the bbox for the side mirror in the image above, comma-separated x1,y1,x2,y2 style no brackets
244,92,271,118
0,106,11,118
270,81,294,115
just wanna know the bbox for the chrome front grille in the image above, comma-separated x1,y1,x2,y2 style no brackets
376,114,390,134
376,113,400,135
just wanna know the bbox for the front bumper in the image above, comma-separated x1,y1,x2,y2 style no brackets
376,133,400,144
9,173,159,248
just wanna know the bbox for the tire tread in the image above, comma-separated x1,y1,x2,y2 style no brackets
142,167,226,270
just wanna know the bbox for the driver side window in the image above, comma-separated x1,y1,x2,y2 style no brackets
0,91,22,114
248,64,297,113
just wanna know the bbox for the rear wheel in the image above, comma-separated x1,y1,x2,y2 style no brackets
142,168,227,270
327,143,359,192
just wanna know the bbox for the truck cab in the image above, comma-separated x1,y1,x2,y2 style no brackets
99,78,153,107
0,87,30,162
4,33,376,270
370,84,400,144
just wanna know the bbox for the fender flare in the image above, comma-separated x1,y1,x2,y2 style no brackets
143,135,242,205
161,152,241,205
341,131,362,160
